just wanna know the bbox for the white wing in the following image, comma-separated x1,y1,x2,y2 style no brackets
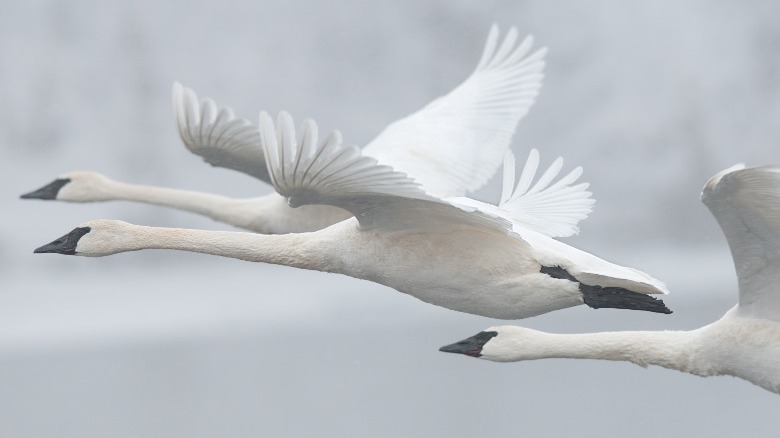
363,25,547,198
450,150,659,293
702,164,780,322
449,150,593,238
501,150,594,237
260,112,667,296
172,82,270,183
259,111,514,234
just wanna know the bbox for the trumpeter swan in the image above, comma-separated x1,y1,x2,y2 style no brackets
34,112,671,319
21,25,546,234
440,164,780,393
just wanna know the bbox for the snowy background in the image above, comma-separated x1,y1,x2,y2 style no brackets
3,0,780,436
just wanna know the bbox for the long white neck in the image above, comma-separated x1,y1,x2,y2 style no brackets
98,222,341,272
502,329,709,375
85,180,350,234
107,180,251,221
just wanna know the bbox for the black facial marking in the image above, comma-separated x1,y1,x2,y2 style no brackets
20,178,71,200
439,331,498,357
34,227,91,255
541,265,672,314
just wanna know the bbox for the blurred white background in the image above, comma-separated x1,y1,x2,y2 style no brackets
3,0,780,436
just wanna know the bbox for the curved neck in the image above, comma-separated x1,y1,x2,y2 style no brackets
118,224,337,271
518,330,704,374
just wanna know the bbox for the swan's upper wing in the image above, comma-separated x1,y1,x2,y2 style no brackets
362,25,546,198
172,83,270,184
701,164,780,321
259,111,514,234
451,150,594,238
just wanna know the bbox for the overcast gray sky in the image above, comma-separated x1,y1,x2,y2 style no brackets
3,1,780,436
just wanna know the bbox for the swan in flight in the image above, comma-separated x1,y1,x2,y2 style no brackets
440,164,780,393
21,25,546,234
34,112,671,319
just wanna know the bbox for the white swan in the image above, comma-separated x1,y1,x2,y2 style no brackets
440,164,780,394
21,25,546,234
34,112,671,319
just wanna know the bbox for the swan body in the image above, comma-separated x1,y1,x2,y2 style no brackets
21,25,545,235
35,113,671,320
441,164,780,394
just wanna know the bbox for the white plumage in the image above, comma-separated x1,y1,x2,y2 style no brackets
22,25,546,235
441,164,780,394
35,113,670,320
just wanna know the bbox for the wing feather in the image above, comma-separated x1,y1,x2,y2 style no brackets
499,151,516,205
489,150,595,237
259,112,514,234
172,82,270,183
259,112,665,296
702,164,780,321
260,111,431,207
513,148,539,197
362,25,547,198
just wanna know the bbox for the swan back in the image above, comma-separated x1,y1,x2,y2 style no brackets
702,165,780,322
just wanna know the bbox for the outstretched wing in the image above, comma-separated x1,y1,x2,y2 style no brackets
450,151,662,294
702,164,780,322
500,150,594,237
450,150,593,238
259,111,514,234
259,112,666,296
363,25,547,198
172,82,270,183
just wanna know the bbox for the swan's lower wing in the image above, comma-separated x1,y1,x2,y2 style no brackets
172,82,271,184
362,25,546,198
702,165,780,322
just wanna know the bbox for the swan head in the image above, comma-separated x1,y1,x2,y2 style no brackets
21,171,116,202
439,326,545,362
34,220,136,257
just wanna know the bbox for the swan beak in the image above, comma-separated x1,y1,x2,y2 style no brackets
34,227,91,255
20,178,71,200
439,331,498,358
